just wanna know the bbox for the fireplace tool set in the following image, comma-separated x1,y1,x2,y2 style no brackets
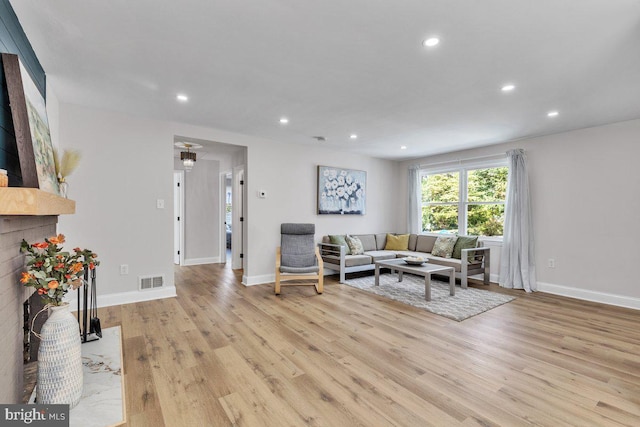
77,268,101,343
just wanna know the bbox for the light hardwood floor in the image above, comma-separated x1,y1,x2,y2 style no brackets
99,263,640,426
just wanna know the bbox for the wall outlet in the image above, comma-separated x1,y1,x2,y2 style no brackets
547,258,555,268
156,199,165,209
120,264,129,275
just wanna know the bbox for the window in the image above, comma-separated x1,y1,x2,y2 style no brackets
421,164,507,236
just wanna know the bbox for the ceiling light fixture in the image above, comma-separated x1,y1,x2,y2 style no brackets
176,94,188,102
547,110,559,117
501,84,516,92
175,142,202,172
279,117,289,124
400,145,407,150
350,134,358,139
423,37,440,47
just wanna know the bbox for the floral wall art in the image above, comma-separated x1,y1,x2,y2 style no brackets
318,166,366,215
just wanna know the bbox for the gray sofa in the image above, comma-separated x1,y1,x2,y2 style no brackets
319,233,490,287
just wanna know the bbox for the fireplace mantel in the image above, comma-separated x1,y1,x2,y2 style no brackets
0,188,75,215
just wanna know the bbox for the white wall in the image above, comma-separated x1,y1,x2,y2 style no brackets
399,119,640,308
57,103,402,304
58,104,177,305
174,158,220,264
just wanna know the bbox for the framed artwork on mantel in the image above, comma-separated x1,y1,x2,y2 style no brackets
317,165,366,215
2,53,59,195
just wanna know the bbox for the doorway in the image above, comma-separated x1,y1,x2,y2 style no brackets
221,173,232,263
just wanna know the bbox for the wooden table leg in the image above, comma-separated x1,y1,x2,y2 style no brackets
424,273,432,301
375,264,380,286
398,271,403,282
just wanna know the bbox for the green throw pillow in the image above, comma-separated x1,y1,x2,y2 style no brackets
329,235,351,255
345,235,365,255
452,236,478,260
384,233,410,251
431,235,458,258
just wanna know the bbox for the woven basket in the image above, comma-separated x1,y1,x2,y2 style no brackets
36,303,83,408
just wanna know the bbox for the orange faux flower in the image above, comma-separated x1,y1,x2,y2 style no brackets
70,262,83,273
34,261,43,268
33,242,48,249
37,288,46,295
89,262,95,270
48,280,59,289
20,272,33,284
54,263,65,270
73,247,81,252
49,234,65,245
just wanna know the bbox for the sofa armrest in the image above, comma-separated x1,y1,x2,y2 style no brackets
461,246,490,287
319,242,346,282
461,246,490,260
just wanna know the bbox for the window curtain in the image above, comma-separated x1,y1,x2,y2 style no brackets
407,165,421,234
499,149,537,292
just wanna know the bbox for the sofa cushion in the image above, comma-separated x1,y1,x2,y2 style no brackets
408,234,418,251
431,235,458,258
363,250,396,262
345,235,365,255
322,254,372,267
452,236,478,259
384,234,409,251
353,234,377,252
329,235,351,255
375,233,388,250
415,235,437,253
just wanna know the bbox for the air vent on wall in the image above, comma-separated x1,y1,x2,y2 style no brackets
138,275,164,291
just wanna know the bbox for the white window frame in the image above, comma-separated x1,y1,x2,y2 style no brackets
420,157,508,237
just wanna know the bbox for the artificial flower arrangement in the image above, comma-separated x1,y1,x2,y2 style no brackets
20,234,99,306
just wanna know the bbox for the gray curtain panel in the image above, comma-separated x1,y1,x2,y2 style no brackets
407,165,421,235
499,149,537,292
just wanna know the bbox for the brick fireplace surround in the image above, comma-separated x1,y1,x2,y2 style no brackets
0,215,58,403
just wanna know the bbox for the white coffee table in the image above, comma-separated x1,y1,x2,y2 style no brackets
374,258,456,301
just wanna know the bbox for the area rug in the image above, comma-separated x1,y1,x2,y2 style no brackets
344,274,515,321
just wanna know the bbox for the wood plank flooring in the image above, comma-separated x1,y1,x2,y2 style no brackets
99,263,640,426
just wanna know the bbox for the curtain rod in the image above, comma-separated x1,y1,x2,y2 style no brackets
416,152,507,169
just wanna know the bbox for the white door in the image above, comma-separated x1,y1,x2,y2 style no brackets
173,171,184,265
232,166,244,270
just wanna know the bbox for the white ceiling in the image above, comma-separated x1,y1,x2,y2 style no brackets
10,0,640,160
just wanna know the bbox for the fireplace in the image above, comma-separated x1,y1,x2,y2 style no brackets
0,215,58,403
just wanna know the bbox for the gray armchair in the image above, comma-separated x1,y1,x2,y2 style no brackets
275,223,324,295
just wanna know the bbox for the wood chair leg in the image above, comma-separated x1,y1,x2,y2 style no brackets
316,273,324,294
275,270,281,295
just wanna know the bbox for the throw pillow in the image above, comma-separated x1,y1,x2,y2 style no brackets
452,236,478,260
345,235,364,255
329,235,351,255
431,235,458,258
384,233,410,251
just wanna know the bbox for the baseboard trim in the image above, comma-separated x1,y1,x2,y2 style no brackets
69,286,177,310
537,281,640,310
242,273,274,286
183,257,220,266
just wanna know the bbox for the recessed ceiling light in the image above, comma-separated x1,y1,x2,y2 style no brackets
400,145,407,150
501,84,516,92
547,111,559,117
279,117,289,124
350,134,358,139
176,94,188,102
423,37,440,47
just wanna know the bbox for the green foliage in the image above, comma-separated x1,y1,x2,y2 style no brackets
421,167,507,236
